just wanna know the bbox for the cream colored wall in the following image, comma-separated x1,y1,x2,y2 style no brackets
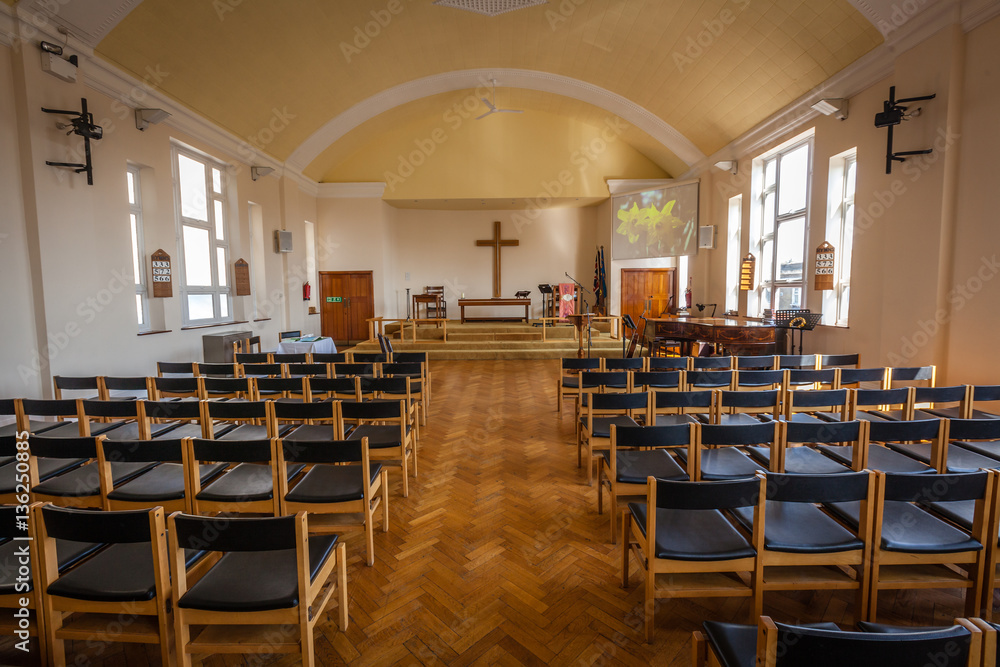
0,43,317,395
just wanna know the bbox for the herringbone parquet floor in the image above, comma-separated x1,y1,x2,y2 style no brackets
14,360,984,666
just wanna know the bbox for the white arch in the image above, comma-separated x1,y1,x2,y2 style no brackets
285,68,706,172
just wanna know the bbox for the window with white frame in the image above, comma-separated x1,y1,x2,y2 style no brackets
823,149,856,326
126,166,150,331
748,132,813,318
724,194,742,314
173,146,231,325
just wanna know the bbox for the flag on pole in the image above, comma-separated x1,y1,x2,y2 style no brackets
594,246,607,312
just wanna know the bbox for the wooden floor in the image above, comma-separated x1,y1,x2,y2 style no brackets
10,360,989,666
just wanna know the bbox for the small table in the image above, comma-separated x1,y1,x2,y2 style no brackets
458,298,530,323
276,337,337,356
412,294,442,326
566,314,593,358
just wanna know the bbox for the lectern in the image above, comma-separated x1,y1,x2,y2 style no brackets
566,313,593,359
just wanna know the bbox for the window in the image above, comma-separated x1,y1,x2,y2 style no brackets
126,166,149,331
304,221,318,302
173,145,231,324
248,202,267,319
748,131,813,318
677,254,689,311
823,149,857,326
724,195,742,314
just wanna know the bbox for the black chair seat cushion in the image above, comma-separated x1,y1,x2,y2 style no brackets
33,461,159,498
627,503,754,561
702,621,841,667
561,377,579,388
717,413,767,426
786,413,828,425
285,463,383,503
856,621,958,633
218,424,291,440
653,414,699,426
198,462,305,503
747,445,848,474
854,410,896,422
0,457,87,493
0,539,103,594
886,442,1000,473
47,542,158,602
580,416,640,438
826,500,982,553
348,424,410,449
283,424,339,443
817,444,933,474
676,447,764,480
600,449,687,483
103,421,178,441
166,422,236,439
953,439,1000,460
178,535,338,613
108,462,228,502
731,501,863,553
34,421,124,438
0,420,64,436
920,499,975,532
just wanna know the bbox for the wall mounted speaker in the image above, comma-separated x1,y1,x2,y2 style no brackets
274,230,293,253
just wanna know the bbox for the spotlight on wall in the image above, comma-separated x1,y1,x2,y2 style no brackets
713,160,738,175
251,166,275,181
134,108,171,131
40,41,63,55
811,98,849,120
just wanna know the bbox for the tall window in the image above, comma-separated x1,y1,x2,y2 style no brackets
173,145,231,325
724,194,742,314
748,132,812,317
823,149,857,326
126,166,149,331
248,202,267,320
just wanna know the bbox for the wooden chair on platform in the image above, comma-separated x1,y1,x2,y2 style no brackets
622,475,764,641
36,504,175,666
693,616,980,667
278,436,388,566
424,285,447,319
169,511,347,666
597,423,693,543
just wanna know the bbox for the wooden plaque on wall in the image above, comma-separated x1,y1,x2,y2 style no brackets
234,258,251,296
151,249,172,298
814,242,835,291
739,253,756,291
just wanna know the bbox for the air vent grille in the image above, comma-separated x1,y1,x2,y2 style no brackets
432,0,548,18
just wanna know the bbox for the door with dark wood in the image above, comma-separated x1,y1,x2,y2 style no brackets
320,271,374,345
620,268,676,340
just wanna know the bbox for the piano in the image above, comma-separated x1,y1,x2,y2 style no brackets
644,316,787,356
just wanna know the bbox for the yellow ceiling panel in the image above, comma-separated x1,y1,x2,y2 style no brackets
95,0,882,176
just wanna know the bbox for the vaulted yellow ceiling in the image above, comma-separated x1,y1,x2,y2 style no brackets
95,0,883,197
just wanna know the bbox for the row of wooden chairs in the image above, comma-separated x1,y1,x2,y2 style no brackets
622,468,1000,641
0,503,346,666
693,615,991,666
9,396,419,497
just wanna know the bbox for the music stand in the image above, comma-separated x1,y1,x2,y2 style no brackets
773,309,823,355
537,284,555,322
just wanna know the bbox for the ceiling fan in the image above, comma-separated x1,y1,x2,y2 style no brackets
476,79,523,120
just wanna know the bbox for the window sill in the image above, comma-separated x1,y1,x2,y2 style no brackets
181,320,249,331
253,317,271,322
138,329,171,336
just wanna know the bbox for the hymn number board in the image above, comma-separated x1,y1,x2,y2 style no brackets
739,253,755,291
151,249,172,298
814,242,835,291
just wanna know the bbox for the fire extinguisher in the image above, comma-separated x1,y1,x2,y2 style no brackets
684,278,692,310
302,281,311,301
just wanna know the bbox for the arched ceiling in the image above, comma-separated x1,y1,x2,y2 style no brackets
88,0,885,200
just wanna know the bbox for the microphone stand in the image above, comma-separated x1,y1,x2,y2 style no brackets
565,272,595,357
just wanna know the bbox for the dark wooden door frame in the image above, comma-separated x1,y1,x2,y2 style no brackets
620,267,677,345
319,270,374,346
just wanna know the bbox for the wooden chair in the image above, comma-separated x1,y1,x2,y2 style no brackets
683,421,774,482
169,511,347,666
555,357,601,414
28,434,157,509
278,436,389,566
912,385,973,420
79,397,176,440
691,356,734,371
36,504,174,666
332,362,377,379
341,399,416,498
271,352,309,364
0,504,49,663
98,375,151,401
632,370,685,393
784,367,839,392
382,361,430,418
234,352,270,364
604,357,647,373
156,361,195,377
139,399,225,440
622,475,763,641
192,362,240,378
738,470,875,623
597,423,693,542
734,369,787,391
185,437,286,516
279,330,302,341
351,352,389,364
52,375,102,400
285,362,331,378
197,375,254,401
650,389,715,426
307,376,361,402
424,285,447,319
647,356,690,371
269,399,342,446
579,391,650,486
99,438,227,513
199,399,278,440
823,417,938,474
360,376,422,440
149,376,201,401
966,385,1000,420
312,352,348,363
16,398,122,438
576,370,632,432
240,362,286,379
391,352,430,396
888,364,936,388
860,470,994,621
686,369,736,391
820,353,861,369
782,387,850,424
777,353,819,370
0,398,61,437
748,419,865,475
254,376,309,402
849,387,916,422
839,366,890,390
693,615,979,667
713,389,781,425
734,355,777,371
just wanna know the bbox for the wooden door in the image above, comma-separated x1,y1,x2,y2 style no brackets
620,268,676,336
320,271,374,345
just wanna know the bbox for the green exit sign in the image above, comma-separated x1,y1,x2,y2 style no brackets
326,296,342,303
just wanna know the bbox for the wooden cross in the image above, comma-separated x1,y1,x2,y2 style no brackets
476,220,519,298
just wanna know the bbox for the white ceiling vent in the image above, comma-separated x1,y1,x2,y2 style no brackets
432,0,548,18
